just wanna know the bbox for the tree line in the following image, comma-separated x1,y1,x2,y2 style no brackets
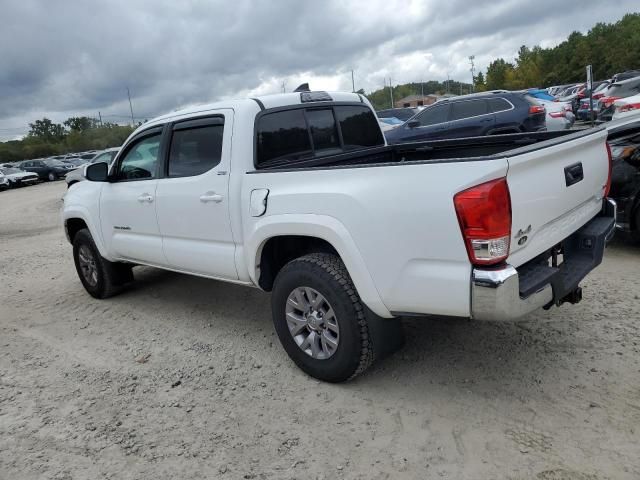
367,12,640,109
0,117,136,163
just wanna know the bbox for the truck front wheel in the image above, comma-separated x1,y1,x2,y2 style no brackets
72,228,133,299
271,253,378,382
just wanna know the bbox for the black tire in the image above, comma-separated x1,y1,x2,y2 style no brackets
271,253,377,382
72,229,133,299
632,206,640,243
48,171,57,181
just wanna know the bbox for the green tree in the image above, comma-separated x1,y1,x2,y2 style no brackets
64,116,97,132
27,118,65,143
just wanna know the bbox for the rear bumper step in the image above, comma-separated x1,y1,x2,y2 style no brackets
471,198,616,321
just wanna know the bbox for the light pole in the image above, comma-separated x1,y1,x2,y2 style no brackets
469,55,476,93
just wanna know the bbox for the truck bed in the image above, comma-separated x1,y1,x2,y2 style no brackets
255,129,599,171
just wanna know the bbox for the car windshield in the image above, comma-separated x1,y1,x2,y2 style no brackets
0,167,23,174
44,159,67,166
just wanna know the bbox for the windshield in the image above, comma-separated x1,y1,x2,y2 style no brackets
0,167,23,174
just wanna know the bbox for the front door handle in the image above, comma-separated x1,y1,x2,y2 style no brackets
200,192,223,203
137,194,154,203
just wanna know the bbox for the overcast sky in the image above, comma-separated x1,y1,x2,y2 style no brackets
1,0,637,140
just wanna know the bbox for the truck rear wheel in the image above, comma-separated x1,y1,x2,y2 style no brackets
271,253,383,382
72,228,133,299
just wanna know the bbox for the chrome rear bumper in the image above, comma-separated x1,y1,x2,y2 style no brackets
471,198,616,321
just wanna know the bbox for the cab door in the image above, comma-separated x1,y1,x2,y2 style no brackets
99,126,167,265
155,112,237,279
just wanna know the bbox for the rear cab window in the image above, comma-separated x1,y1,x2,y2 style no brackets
255,104,384,168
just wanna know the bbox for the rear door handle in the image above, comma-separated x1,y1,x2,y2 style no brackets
137,194,154,203
200,192,223,203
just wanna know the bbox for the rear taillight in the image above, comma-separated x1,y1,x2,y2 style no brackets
549,111,566,118
601,96,620,107
604,142,612,197
592,92,604,100
454,178,512,266
618,102,640,113
528,105,545,115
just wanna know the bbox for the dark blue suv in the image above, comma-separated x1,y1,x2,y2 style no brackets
384,91,546,144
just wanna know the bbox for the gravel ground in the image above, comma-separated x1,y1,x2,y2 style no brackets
1,181,639,480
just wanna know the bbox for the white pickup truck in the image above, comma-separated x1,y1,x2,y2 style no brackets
63,91,616,382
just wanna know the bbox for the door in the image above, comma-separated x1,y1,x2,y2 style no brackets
400,102,450,142
442,99,494,138
155,112,238,279
99,127,166,265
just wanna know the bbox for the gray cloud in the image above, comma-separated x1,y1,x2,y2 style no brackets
0,0,637,140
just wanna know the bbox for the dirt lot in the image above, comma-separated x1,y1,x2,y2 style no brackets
1,181,639,480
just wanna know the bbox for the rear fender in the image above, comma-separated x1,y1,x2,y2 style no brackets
247,214,392,318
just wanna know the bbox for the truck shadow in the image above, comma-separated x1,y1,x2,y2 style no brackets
108,235,636,402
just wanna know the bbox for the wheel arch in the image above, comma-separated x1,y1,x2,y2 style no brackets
63,208,110,259
247,214,392,318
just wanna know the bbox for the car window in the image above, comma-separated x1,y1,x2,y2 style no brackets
335,105,384,149
487,98,512,113
116,133,161,181
416,104,449,127
257,109,313,165
449,100,488,121
306,109,340,155
168,124,224,177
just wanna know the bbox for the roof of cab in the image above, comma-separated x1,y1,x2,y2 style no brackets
135,91,366,133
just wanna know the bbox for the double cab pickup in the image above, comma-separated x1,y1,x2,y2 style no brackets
63,91,615,382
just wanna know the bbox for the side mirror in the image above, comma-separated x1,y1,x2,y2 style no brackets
85,162,109,182
407,120,420,129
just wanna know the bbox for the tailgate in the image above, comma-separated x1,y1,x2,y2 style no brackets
506,128,609,267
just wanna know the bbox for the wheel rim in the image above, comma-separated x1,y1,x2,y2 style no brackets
78,245,98,287
285,287,339,359
48,173,55,181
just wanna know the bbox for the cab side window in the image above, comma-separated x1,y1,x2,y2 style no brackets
116,133,161,181
168,123,224,177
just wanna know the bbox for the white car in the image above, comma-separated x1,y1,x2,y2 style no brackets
536,99,574,131
612,93,640,121
0,172,9,190
63,91,615,382
0,166,40,187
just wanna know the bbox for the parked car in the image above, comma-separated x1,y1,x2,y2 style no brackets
0,166,40,187
606,118,640,240
62,158,89,167
63,90,614,382
0,172,10,191
376,108,419,122
384,91,546,144
596,77,640,121
611,70,640,83
66,148,120,188
535,98,574,131
612,93,640,121
577,98,601,121
19,158,75,181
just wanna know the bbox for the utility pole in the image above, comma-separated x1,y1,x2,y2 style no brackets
421,78,424,102
98,111,103,127
281,81,286,93
446,72,451,94
389,77,394,108
469,55,476,93
127,87,135,126
351,70,355,92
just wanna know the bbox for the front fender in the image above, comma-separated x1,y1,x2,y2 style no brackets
246,214,392,318
62,205,110,260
